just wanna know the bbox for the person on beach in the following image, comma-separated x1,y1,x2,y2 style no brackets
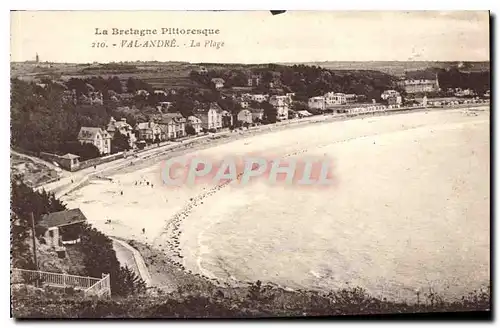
120,191,123,196
142,228,145,234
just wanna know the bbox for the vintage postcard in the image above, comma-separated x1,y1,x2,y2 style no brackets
10,11,490,319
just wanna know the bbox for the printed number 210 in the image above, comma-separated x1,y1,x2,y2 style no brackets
92,42,107,48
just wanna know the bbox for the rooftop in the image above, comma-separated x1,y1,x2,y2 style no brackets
40,208,87,229
78,127,110,140
60,153,80,160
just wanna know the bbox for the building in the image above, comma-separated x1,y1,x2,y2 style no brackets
250,94,268,103
454,88,476,97
59,153,80,171
387,95,402,106
158,113,187,139
240,101,249,109
158,102,173,112
381,90,400,100
237,109,253,124
135,121,164,141
347,105,387,115
250,108,264,122
40,208,87,249
187,116,203,134
136,89,150,97
154,90,168,97
194,102,223,131
324,92,347,106
398,72,440,94
345,94,357,104
269,95,289,120
77,127,111,155
247,74,262,87
211,78,225,90
107,117,137,148
308,96,326,111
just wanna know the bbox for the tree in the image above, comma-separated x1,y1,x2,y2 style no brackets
261,101,277,124
111,132,131,154
170,98,195,118
60,142,100,161
292,101,308,111
107,76,123,93
79,224,146,296
185,125,196,136
10,176,67,269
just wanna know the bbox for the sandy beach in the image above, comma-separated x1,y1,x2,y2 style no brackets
61,106,490,301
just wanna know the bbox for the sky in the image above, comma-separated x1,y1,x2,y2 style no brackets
10,11,490,63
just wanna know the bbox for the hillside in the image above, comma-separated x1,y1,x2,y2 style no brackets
281,61,490,76
10,62,208,90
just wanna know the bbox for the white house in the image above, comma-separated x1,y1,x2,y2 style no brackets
250,94,268,103
194,102,223,130
324,92,346,106
211,78,225,90
136,89,150,97
250,108,264,122
237,109,253,124
381,90,400,100
269,95,290,120
187,116,203,134
77,127,111,155
308,96,326,111
154,90,168,97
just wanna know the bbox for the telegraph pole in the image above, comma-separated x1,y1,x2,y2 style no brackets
30,212,38,270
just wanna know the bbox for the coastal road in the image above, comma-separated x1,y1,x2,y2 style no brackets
111,237,153,287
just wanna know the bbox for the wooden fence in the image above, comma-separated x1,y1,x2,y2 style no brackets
84,273,111,297
11,268,111,298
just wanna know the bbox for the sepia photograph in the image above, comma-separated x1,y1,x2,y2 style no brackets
9,10,490,319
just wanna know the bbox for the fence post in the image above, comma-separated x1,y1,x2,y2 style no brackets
63,273,67,288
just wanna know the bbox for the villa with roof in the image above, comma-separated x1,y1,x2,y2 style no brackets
77,127,112,155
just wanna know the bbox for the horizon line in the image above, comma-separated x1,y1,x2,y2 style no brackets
10,59,491,65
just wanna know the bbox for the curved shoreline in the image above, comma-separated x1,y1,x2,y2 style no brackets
152,106,490,296
64,104,489,299
85,106,457,179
